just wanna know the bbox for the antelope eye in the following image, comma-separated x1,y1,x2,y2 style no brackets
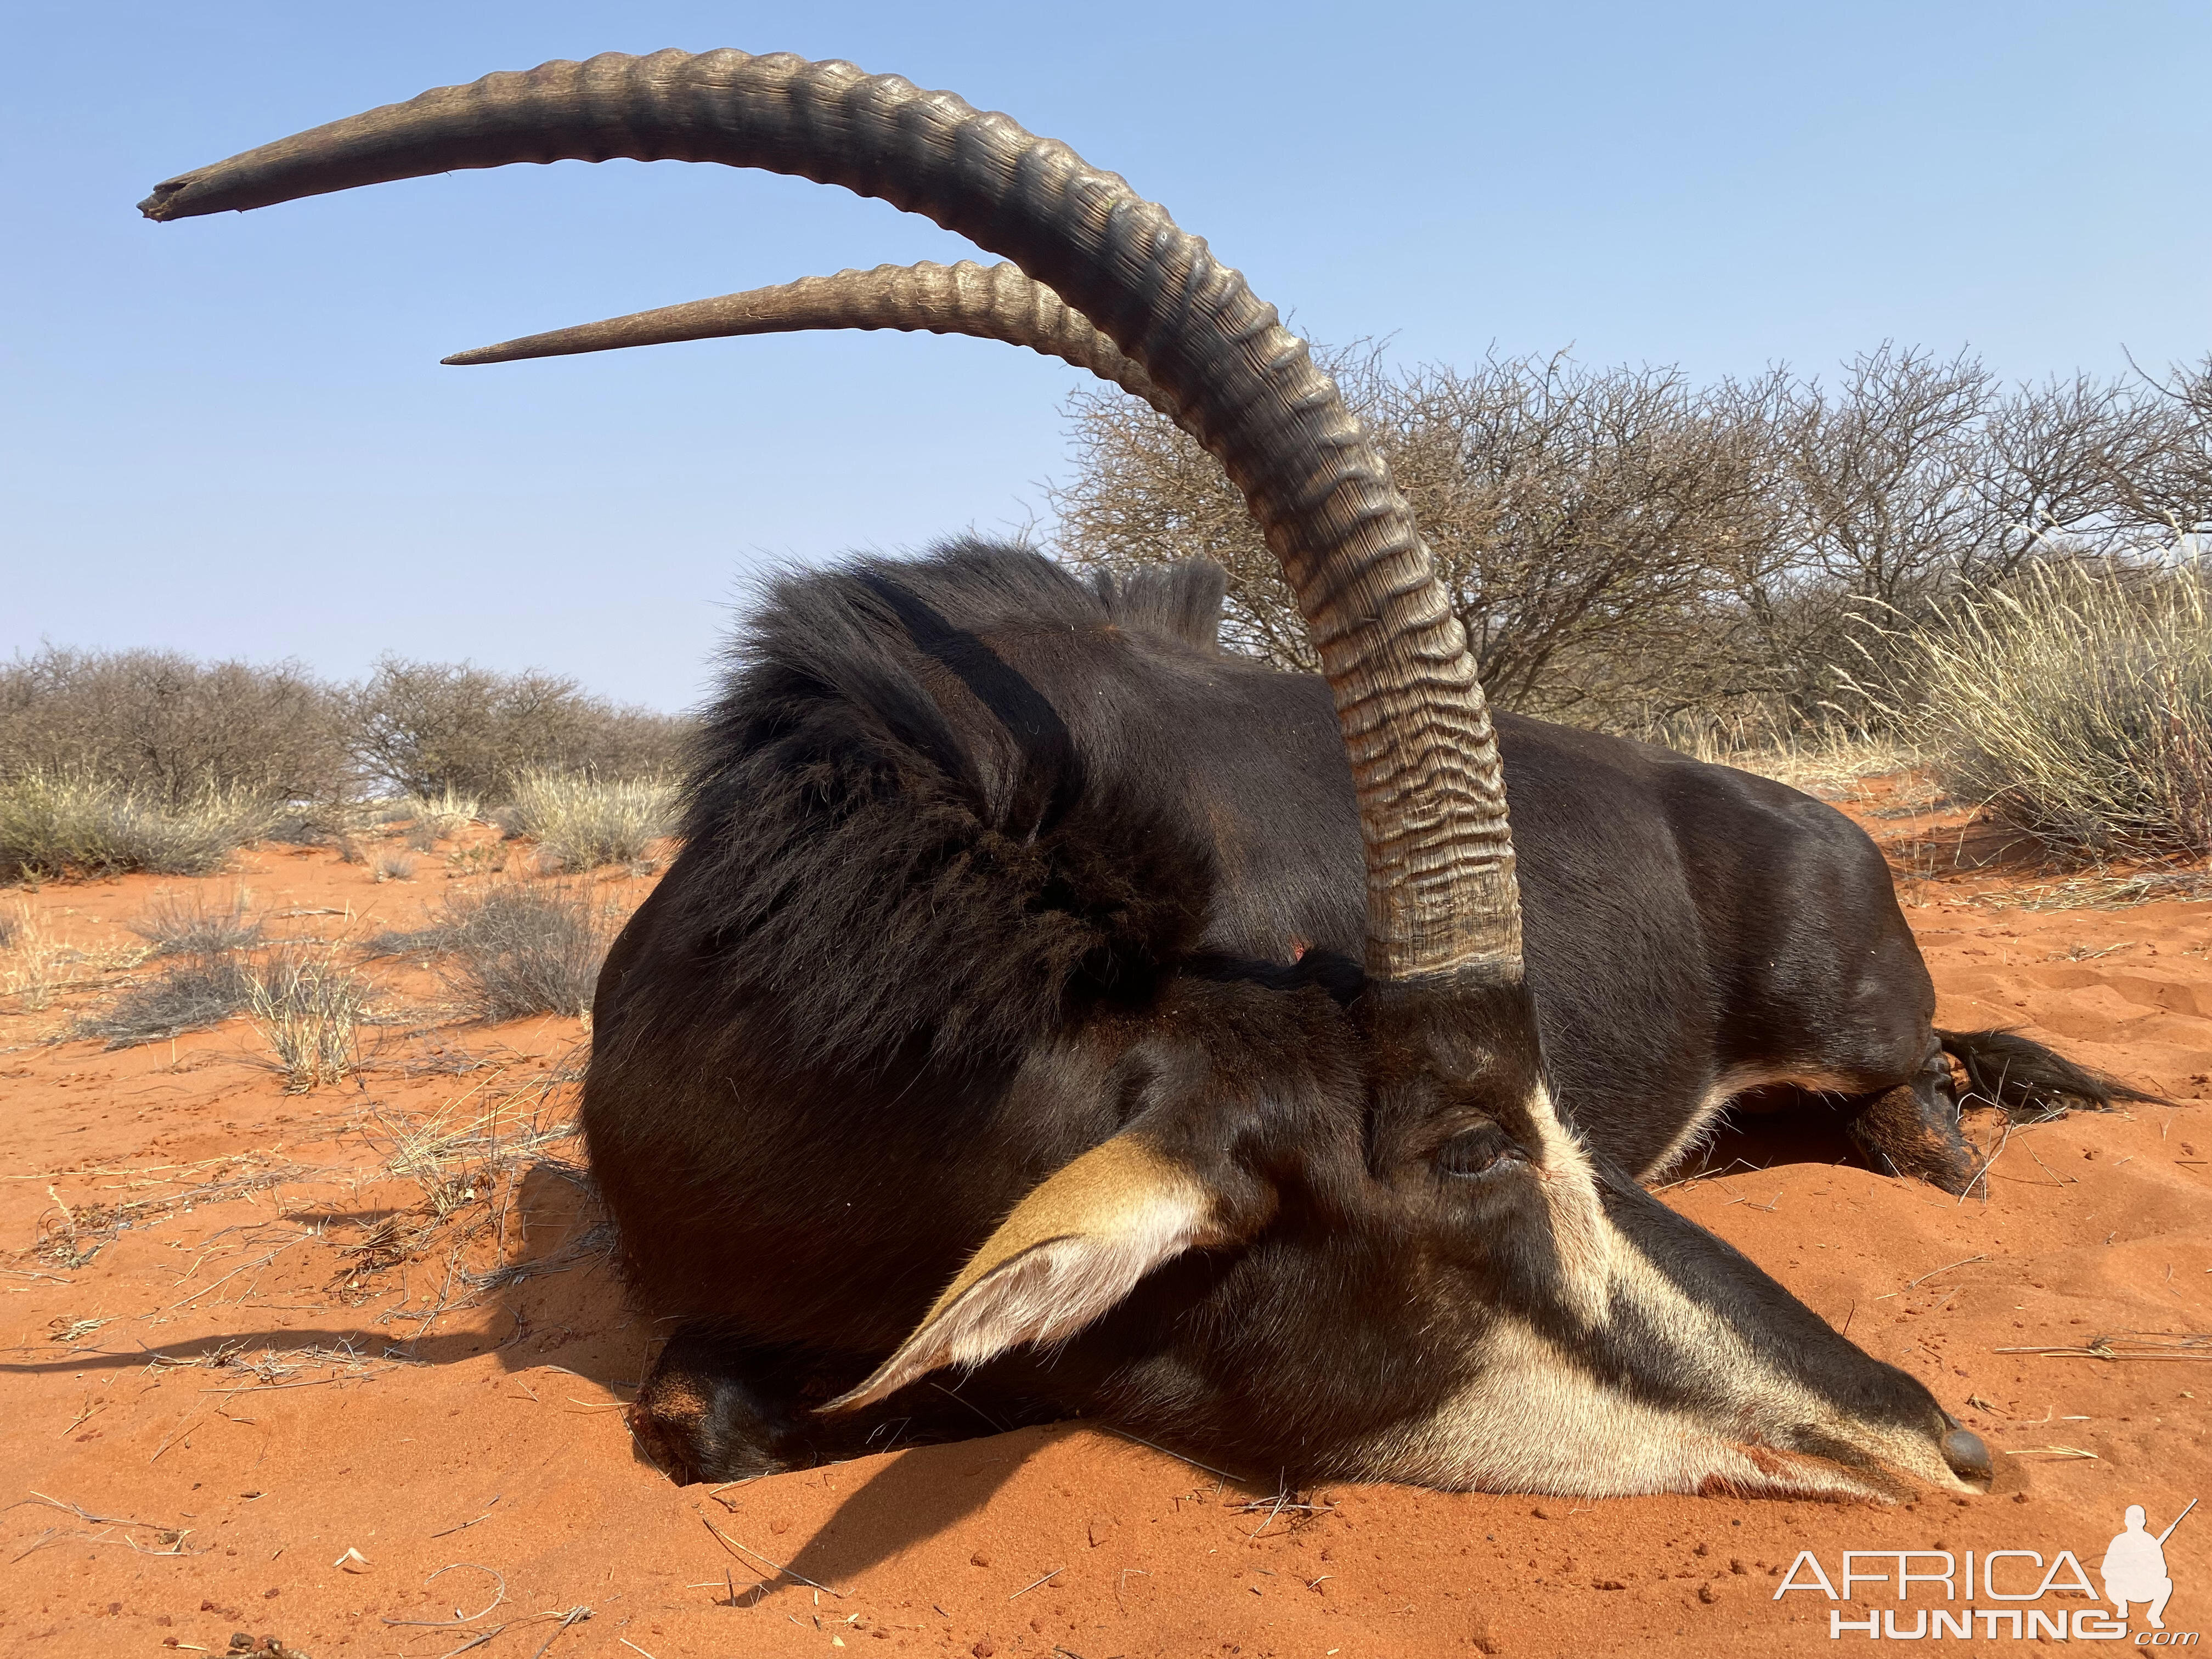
1436,1122,1528,1179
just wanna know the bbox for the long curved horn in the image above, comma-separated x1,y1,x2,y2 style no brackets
444,259,1181,422
141,50,1519,979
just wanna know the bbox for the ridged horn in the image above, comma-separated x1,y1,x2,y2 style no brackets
141,50,1520,979
444,258,1181,422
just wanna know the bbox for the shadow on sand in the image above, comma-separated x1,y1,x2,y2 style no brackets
2,1159,645,1391
711,1421,1259,1605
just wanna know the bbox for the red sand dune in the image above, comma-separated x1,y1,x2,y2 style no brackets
2,794,2205,1657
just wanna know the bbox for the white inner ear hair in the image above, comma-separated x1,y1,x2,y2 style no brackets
825,1145,1213,1412
905,1211,1195,1375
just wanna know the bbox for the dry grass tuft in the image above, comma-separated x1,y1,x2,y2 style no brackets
1973,870,2212,912
442,842,508,878
0,772,275,881
334,1070,605,1326
246,946,371,1090
499,770,675,872
1859,561,2212,861
127,887,263,956
77,951,252,1048
371,849,416,883
1639,708,1920,801
416,881,623,1022
373,1082,583,1211
400,786,480,848
3,904,70,1012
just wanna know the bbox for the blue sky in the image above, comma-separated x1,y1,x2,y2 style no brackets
7,1,2207,711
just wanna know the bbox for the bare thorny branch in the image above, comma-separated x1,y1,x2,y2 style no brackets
1051,341,2210,734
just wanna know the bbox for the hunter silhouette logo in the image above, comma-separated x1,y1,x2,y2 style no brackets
2106,1500,2193,1630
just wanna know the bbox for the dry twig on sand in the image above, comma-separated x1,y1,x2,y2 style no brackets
338,1069,607,1339
1974,871,2212,912
1903,1254,1987,1287
697,1509,848,1599
1995,1331,2210,1362
377,1562,507,1628
30,1159,330,1269
376,1566,591,1658
8,1491,194,1561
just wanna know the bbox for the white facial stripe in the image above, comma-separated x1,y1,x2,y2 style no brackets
1606,1224,1963,1489
1370,1194,1974,1501
1367,1316,1868,1497
1521,1081,1613,1325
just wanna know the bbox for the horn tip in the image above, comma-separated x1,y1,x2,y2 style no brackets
138,180,194,222
140,164,287,221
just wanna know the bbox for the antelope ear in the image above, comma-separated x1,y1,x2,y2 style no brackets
821,1133,1238,1414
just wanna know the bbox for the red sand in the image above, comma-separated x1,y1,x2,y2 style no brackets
2,800,2206,1657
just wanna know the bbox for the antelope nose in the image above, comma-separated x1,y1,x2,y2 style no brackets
1942,1427,1991,1482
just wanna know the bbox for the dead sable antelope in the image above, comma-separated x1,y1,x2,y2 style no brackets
145,49,2147,1501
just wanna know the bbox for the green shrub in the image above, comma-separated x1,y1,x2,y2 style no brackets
351,657,691,798
0,647,352,807
499,771,676,871
0,772,275,881
1867,561,2211,861
1,646,692,835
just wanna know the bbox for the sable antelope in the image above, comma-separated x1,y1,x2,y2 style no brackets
444,257,2149,1193
144,49,2137,1499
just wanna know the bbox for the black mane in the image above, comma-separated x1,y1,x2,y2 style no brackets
661,540,1238,1070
